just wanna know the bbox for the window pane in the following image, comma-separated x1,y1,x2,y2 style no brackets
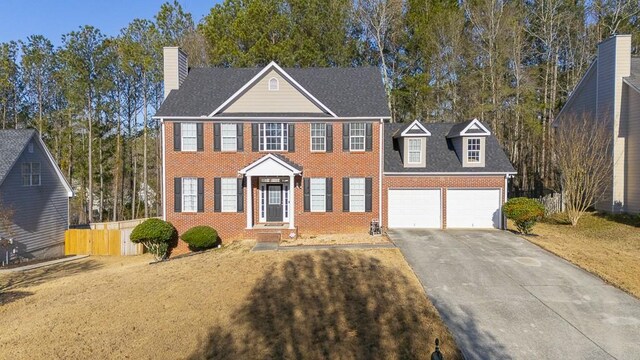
262,123,287,151
350,123,365,151
181,123,197,151
310,178,326,212
467,138,481,162
182,178,197,212
221,178,237,212
311,123,326,151
349,178,365,212
408,139,421,163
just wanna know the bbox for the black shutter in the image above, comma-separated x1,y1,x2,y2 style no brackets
365,123,373,151
213,123,221,151
214,177,221,212
365,177,372,212
173,123,181,151
326,177,333,212
197,123,204,151
288,123,295,152
197,178,204,212
342,177,349,212
342,123,349,151
174,178,182,212
326,124,333,152
303,178,310,212
252,123,259,152
237,178,244,212
237,124,244,151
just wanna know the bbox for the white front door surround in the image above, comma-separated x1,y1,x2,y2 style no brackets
239,154,301,230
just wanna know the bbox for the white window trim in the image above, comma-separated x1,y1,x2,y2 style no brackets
467,138,481,163
349,178,365,213
268,77,279,91
22,162,41,186
310,123,326,152
258,183,290,222
181,122,197,152
221,178,238,212
310,178,326,212
349,123,366,152
259,123,288,152
407,138,422,164
221,123,238,152
182,177,197,213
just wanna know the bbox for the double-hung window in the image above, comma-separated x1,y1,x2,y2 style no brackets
22,162,41,186
182,178,197,212
349,178,365,212
310,123,326,152
407,138,422,164
349,123,365,151
467,138,481,163
221,178,237,212
221,124,237,151
259,123,288,151
310,178,326,212
181,123,197,151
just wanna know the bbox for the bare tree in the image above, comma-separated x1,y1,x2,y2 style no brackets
0,195,15,239
554,113,612,226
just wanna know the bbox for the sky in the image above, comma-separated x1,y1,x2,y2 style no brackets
0,0,219,47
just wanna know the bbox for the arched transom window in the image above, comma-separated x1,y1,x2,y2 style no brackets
268,77,279,91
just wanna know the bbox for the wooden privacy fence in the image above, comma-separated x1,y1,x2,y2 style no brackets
537,192,564,215
65,218,152,256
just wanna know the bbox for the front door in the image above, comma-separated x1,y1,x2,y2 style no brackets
266,184,283,222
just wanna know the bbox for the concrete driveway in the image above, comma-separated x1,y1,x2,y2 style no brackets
388,229,640,360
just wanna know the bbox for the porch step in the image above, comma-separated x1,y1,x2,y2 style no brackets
256,232,281,243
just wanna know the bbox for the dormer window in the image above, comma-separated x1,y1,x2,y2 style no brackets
407,138,422,164
467,138,481,163
268,77,279,91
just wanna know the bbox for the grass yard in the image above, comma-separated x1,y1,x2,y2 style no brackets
0,242,461,360
512,212,640,298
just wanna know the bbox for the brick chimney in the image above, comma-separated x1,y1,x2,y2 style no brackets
163,47,188,99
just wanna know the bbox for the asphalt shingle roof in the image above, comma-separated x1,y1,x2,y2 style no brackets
625,57,640,92
156,66,390,118
384,122,516,173
0,129,36,185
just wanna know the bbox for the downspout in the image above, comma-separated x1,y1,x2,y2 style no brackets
379,118,384,228
503,174,509,230
161,119,167,221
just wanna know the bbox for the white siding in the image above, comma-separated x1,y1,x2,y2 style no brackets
223,70,325,114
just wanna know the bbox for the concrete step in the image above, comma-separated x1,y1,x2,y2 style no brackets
256,232,281,243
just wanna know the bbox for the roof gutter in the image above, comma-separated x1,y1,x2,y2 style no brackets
384,171,518,176
152,116,392,121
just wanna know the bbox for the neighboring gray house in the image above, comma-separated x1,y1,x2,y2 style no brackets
0,130,72,261
555,35,640,214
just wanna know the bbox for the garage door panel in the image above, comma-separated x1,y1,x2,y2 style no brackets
446,189,501,229
388,189,441,228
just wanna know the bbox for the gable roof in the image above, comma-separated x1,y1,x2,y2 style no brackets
155,66,390,118
446,118,490,138
0,129,73,196
384,122,515,174
239,153,302,175
398,120,431,137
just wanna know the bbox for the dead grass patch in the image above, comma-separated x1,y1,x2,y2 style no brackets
511,212,640,298
281,232,390,247
0,243,460,359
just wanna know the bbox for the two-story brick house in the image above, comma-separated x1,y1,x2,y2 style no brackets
156,47,515,254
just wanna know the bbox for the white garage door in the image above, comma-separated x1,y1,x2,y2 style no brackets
446,189,501,229
388,189,441,228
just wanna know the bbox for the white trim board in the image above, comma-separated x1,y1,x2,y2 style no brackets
400,120,431,137
208,62,338,118
459,118,490,136
239,154,302,176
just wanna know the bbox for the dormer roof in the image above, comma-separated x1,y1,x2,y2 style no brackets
446,118,491,138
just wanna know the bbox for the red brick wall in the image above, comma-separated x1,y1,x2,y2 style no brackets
382,175,506,229
164,121,381,253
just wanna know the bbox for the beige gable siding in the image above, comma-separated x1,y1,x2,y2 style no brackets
223,70,325,114
163,47,188,99
560,63,598,119
624,85,640,213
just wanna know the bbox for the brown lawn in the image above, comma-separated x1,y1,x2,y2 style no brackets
0,242,461,360
511,212,640,298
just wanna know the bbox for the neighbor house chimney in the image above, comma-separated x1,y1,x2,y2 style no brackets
596,34,631,212
163,47,188,99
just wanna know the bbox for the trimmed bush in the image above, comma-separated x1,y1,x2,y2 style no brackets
181,226,219,250
130,218,177,261
503,197,545,235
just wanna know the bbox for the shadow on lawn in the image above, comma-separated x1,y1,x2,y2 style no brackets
190,251,465,360
0,259,103,292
